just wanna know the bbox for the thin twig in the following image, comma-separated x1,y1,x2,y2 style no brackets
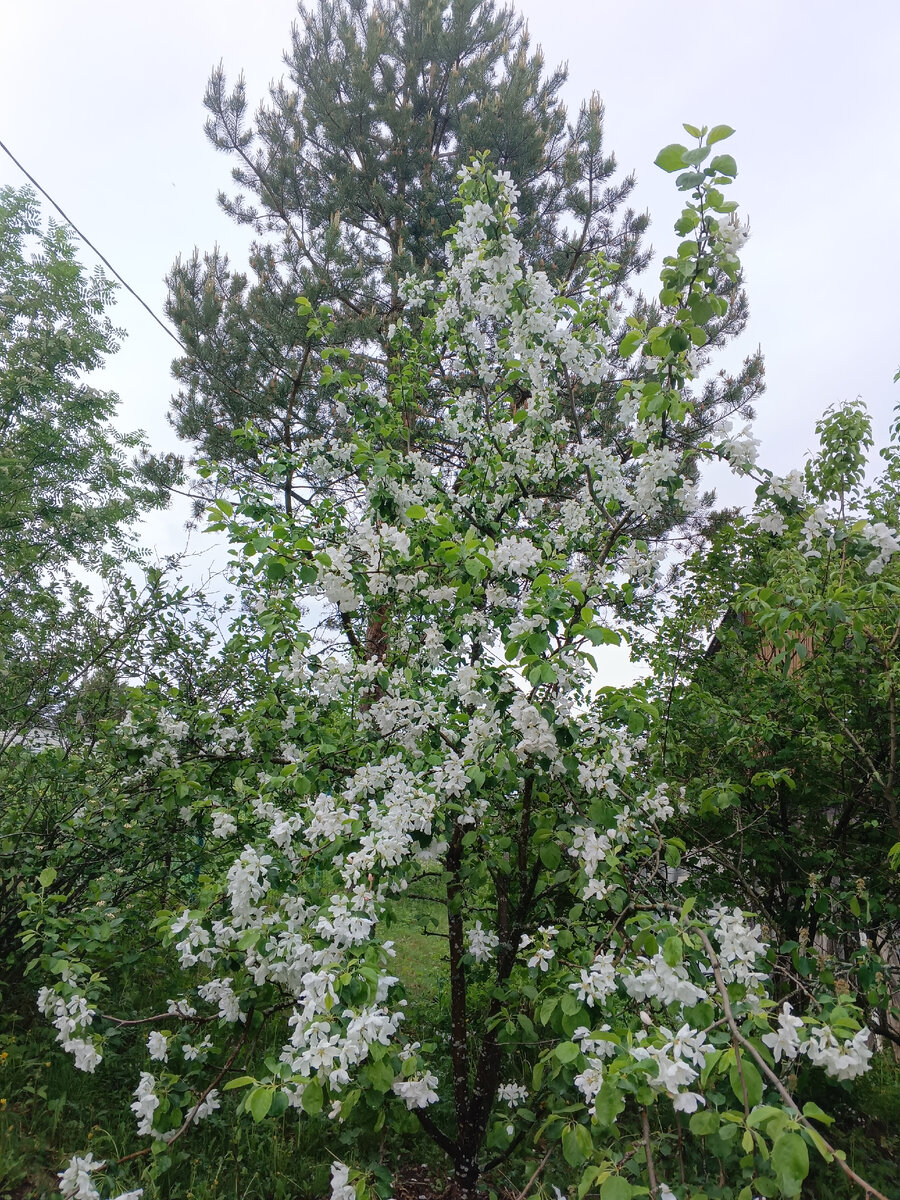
512,1147,552,1200
115,1027,249,1166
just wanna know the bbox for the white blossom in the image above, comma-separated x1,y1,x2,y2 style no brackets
466,920,500,964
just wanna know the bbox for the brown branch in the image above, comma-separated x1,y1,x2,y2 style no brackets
512,1147,552,1200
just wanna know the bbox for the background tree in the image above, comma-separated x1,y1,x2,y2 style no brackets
163,0,762,516
0,183,167,728
0,185,171,989
0,186,162,583
642,398,900,1044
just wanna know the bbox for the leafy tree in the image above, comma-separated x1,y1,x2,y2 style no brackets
0,186,168,985
0,185,166,729
0,186,160,582
644,398,900,1044
163,0,762,515
37,135,890,1200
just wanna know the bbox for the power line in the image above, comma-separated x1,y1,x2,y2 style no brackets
0,137,185,352
0,137,300,419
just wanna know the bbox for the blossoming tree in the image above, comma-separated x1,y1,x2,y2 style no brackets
37,129,893,1200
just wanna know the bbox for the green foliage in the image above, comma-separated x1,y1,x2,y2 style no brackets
0,186,162,579
4,116,900,1200
0,187,170,993
642,399,900,1041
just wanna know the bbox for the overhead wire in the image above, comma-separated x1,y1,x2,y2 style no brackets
0,136,300,411
0,137,186,352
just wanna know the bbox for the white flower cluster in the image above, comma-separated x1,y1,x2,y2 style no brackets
147,1031,168,1062
716,419,760,469
211,809,238,839
621,954,708,1009
37,986,101,1074
570,951,617,1008
497,1082,528,1107
762,1003,872,1080
571,1024,618,1104
521,925,558,972
490,536,542,577
569,777,666,906
769,469,806,502
392,1070,440,1109
58,1154,142,1200
330,1162,356,1200
130,1072,159,1137
630,1022,713,1113
862,521,899,576
799,504,834,557
197,977,243,1024
753,510,787,536
708,906,768,989
509,694,558,760
716,215,749,262
466,920,500,963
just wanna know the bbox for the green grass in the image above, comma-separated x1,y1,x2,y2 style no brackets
384,884,449,1010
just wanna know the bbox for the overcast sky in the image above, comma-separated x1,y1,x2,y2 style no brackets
2,0,898,572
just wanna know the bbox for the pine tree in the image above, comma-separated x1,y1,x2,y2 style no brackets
165,0,762,515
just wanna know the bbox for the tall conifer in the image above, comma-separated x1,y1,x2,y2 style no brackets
165,0,761,513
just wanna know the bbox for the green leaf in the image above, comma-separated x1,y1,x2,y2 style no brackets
223,1075,255,1091
38,867,57,889
539,997,557,1026
655,144,689,173
772,1132,809,1197
301,1078,324,1115
599,1178,632,1200
689,1109,720,1136
562,1122,593,1166
707,124,735,145
366,1058,395,1092
405,504,428,520
578,1167,601,1200
681,146,710,166
729,1058,763,1109
683,123,702,138
747,1104,784,1129
247,1085,273,1123
662,936,683,967
594,1081,626,1129
539,842,561,870
710,153,738,177
236,928,262,951
554,1041,581,1064
619,330,643,357
801,1101,834,1125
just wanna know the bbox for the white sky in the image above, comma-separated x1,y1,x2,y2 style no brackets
2,0,898,577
